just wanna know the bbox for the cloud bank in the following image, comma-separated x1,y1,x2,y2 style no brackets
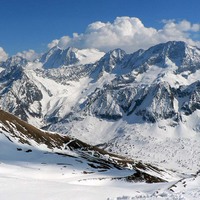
48,17,200,53
16,49,39,61
0,47,8,62
0,48,39,62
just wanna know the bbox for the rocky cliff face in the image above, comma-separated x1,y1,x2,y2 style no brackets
0,65,43,122
40,47,80,68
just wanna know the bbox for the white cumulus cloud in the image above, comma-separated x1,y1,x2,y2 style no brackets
58,36,71,49
48,17,200,53
0,47,8,62
16,49,39,61
48,39,59,49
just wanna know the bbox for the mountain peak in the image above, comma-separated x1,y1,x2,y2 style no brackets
40,46,79,68
94,48,126,73
130,41,200,72
107,48,126,57
40,46,105,68
1,55,28,68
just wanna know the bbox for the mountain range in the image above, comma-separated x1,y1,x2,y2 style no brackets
1,41,200,199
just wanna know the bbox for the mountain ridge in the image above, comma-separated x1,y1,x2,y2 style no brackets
1,41,200,174
2,40,200,125
40,46,105,68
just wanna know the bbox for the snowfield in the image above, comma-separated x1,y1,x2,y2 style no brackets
1,161,200,200
0,126,199,200
0,133,166,200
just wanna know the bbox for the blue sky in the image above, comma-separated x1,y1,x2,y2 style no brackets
0,0,200,57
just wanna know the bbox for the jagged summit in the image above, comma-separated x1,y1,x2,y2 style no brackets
40,46,105,68
129,41,200,71
0,55,28,68
94,48,126,73
40,46,80,68
147,41,199,66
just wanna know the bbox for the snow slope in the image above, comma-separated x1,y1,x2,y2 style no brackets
0,109,181,200
0,137,199,200
0,123,196,200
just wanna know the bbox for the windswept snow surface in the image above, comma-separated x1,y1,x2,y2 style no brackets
1,157,200,200
0,133,132,200
0,166,170,200
0,115,192,200
75,48,105,65
0,133,173,200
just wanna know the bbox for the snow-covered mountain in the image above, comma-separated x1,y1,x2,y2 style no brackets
0,55,28,68
2,41,200,199
1,41,200,177
40,46,105,68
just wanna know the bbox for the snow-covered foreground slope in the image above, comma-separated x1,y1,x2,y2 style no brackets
0,109,182,200
0,133,135,200
1,142,200,200
0,162,173,200
1,133,199,200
